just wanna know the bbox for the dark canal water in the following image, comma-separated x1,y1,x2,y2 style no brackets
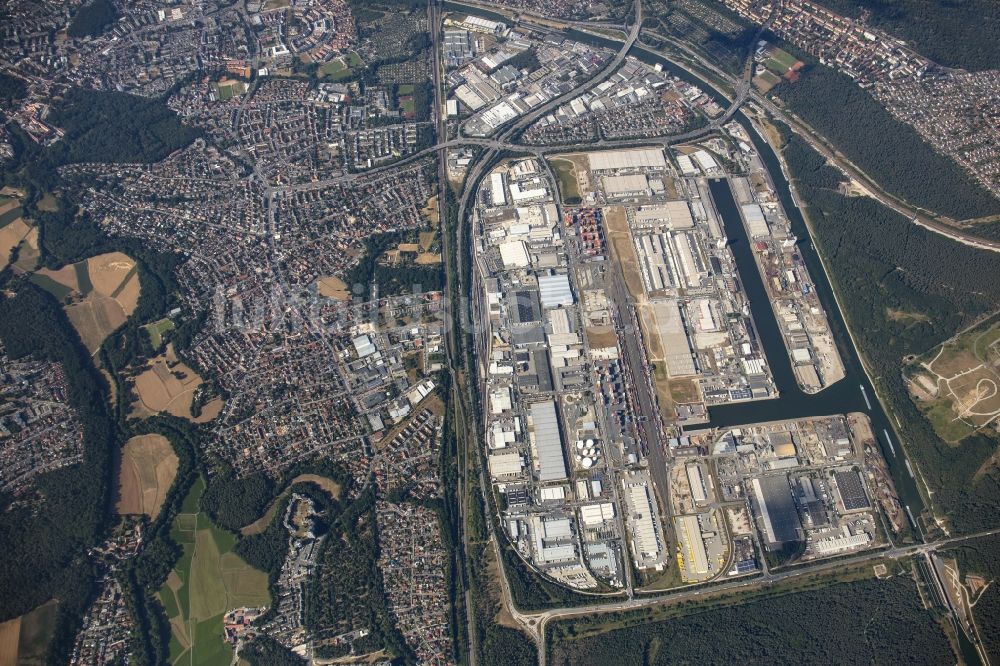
448,0,929,533
445,3,983,659
702,179,926,529
599,30,930,535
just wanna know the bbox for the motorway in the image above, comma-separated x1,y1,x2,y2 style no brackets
455,0,645,231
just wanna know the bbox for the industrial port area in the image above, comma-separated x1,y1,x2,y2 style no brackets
471,129,896,593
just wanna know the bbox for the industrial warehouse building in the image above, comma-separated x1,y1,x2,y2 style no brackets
751,474,803,549
622,473,664,568
834,470,871,512
537,273,574,309
675,514,709,575
528,400,568,482
633,201,694,230
587,147,667,171
488,450,524,478
602,173,650,198
741,203,769,237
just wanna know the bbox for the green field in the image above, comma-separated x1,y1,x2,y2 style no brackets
159,477,270,666
321,60,349,80
549,158,582,204
321,52,364,81
14,600,59,665
754,70,782,91
214,81,246,101
768,47,798,70
0,206,24,229
145,317,176,350
28,273,72,301
764,57,790,77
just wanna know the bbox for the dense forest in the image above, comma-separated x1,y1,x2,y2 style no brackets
0,284,117,649
773,64,999,221
948,534,1000,664
776,126,1000,533
549,576,952,665
67,0,119,38
811,0,1000,71
201,469,276,532
241,635,306,665
48,88,200,165
0,71,26,104
304,486,413,661
234,492,296,576
5,87,199,194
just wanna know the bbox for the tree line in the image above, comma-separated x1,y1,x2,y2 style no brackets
774,62,999,221
778,124,1000,535
548,576,952,665
810,0,1000,71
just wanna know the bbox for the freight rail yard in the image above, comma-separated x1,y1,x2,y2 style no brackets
471,133,892,592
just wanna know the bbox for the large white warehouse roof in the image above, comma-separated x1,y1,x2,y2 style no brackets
587,147,666,171
529,400,567,482
537,273,573,309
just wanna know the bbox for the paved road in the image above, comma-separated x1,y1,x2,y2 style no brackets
528,526,1000,663
431,3,1000,664
752,92,1000,254
455,0,645,223
638,13,1000,255
444,0,629,32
